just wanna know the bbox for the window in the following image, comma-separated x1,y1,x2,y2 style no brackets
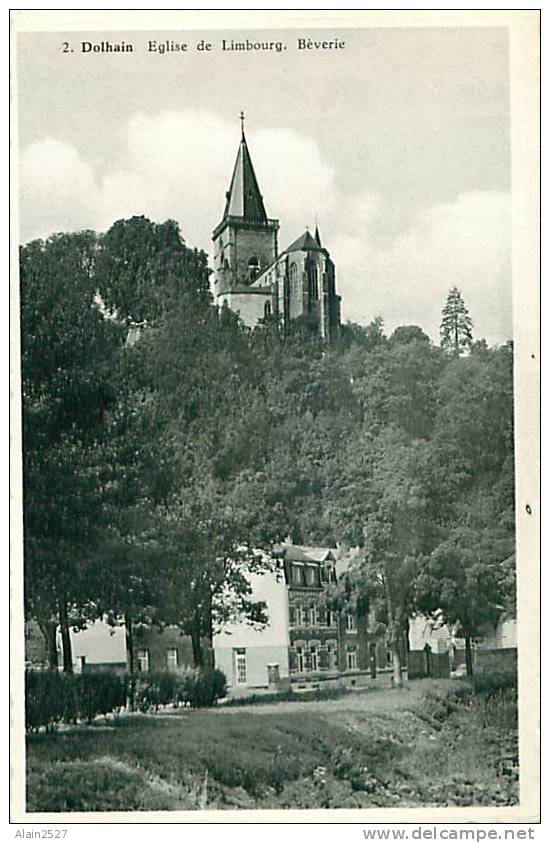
295,604,303,627
235,649,247,685
346,613,356,632
308,604,317,626
327,640,338,670
327,610,336,628
307,262,319,300
289,605,296,627
289,262,298,290
292,565,303,585
310,644,318,672
264,300,272,318
347,646,358,670
248,256,260,281
306,566,317,587
296,645,305,673
166,648,178,671
137,649,149,673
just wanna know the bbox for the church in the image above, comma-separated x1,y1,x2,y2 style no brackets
212,117,341,340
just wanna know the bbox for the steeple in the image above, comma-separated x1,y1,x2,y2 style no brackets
222,117,268,223
314,217,322,247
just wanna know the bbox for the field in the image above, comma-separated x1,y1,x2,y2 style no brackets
26,678,518,812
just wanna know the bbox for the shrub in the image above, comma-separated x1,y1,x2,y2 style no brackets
127,668,225,711
74,673,125,723
26,670,73,732
25,670,125,731
188,667,227,708
470,670,517,696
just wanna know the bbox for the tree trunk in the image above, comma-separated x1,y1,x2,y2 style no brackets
191,627,204,668
58,598,73,674
384,576,403,687
125,614,134,674
390,637,403,687
465,635,474,678
38,620,58,670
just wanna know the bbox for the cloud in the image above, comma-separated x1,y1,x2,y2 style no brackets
329,190,512,345
19,110,336,252
18,113,512,344
19,137,100,239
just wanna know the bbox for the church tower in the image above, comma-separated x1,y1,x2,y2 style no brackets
212,115,279,299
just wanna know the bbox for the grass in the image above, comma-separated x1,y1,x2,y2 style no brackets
26,676,518,812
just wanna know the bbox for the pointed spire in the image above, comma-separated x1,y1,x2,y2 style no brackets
314,213,322,246
222,116,268,223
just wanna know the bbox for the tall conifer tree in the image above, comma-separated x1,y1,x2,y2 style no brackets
440,287,474,355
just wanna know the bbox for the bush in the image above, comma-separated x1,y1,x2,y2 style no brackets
26,670,75,732
127,668,226,711
470,670,518,696
74,673,125,723
188,667,227,708
25,670,125,731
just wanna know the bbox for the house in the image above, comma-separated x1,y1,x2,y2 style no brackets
212,117,341,341
213,544,373,691
408,613,518,676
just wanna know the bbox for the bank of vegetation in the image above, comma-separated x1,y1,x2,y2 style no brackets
21,217,516,686
26,675,518,812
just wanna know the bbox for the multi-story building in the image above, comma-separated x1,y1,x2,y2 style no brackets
213,544,372,691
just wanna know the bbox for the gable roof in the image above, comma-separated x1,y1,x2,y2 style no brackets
274,543,336,564
286,230,324,253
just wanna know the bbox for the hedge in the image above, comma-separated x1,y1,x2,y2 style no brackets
25,667,227,731
127,667,227,711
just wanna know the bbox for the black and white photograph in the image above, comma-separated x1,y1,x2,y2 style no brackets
10,9,540,824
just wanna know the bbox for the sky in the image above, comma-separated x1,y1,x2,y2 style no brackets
16,25,512,344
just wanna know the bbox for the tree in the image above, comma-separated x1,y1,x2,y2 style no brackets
327,427,439,685
415,521,514,676
440,287,474,356
20,231,124,670
414,343,515,676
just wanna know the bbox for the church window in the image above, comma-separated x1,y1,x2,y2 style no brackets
248,256,260,281
289,262,298,291
307,262,319,300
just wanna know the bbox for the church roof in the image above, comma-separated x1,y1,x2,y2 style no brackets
286,230,324,253
222,130,268,223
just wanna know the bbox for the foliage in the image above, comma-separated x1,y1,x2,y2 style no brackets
21,217,515,683
440,286,474,355
127,668,227,711
25,670,125,731
26,677,517,811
